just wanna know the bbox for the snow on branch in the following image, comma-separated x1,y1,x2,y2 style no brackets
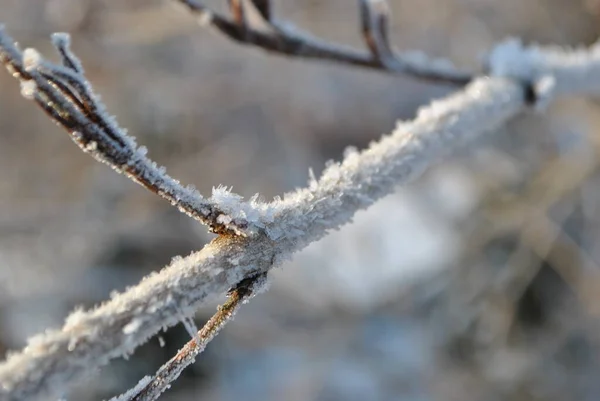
0,234,274,401
1,24,600,401
0,27,252,236
489,38,600,98
174,0,474,85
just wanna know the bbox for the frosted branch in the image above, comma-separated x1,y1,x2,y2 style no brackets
1,25,600,401
0,27,251,236
174,0,474,85
488,38,600,108
0,76,528,401
114,273,266,401
489,38,600,95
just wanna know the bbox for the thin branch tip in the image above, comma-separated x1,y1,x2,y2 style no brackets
51,32,70,46
0,28,251,236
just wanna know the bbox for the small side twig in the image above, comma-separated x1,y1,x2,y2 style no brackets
360,0,392,65
174,0,474,85
114,273,267,401
0,27,250,236
227,0,248,36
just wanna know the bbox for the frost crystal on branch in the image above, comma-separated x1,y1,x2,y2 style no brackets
0,26,252,236
263,77,525,248
116,273,266,401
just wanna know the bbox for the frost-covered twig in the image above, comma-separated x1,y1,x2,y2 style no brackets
2,27,600,401
174,0,474,85
113,274,266,401
0,77,524,401
0,234,275,401
0,27,250,236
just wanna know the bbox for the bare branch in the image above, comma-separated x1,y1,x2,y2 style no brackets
0,27,250,236
113,273,267,401
174,0,474,85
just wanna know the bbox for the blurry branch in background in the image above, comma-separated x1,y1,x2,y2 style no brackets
0,27,249,236
113,273,267,401
175,0,474,85
1,5,600,401
440,138,600,360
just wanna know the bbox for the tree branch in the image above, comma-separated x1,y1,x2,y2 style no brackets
0,27,251,236
113,273,267,401
174,0,474,86
0,76,525,401
1,26,600,401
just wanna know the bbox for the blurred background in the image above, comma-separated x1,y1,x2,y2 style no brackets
1,0,600,400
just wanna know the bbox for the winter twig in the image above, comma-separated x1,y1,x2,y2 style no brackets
174,0,474,85
0,75,527,401
113,273,267,401
0,27,250,236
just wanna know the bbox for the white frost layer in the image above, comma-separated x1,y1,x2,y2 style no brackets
108,375,151,401
488,38,600,99
262,77,524,248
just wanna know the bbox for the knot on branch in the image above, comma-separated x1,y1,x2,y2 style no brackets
486,39,560,111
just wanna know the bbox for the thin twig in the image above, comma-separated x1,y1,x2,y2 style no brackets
359,0,391,65
175,0,474,85
113,273,266,401
227,0,247,31
0,27,250,236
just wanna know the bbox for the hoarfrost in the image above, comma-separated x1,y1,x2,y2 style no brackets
123,319,143,335
22,48,41,70
19,80,36,99
181,317,199,340
108,375,151,401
